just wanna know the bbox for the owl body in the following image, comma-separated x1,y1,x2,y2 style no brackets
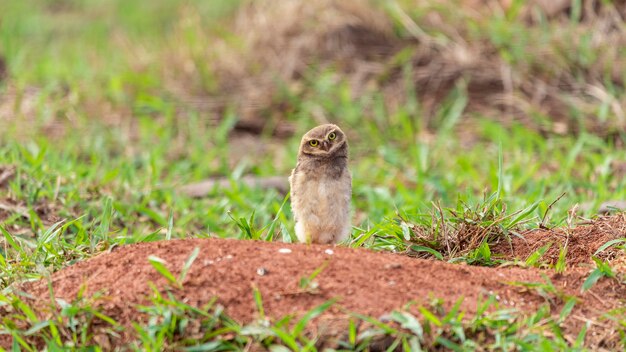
289,124,351,244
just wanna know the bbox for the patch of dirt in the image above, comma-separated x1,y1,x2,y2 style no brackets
492,214,626,266
2,233,624,349
0,198,63,229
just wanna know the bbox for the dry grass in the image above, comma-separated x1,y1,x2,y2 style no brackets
161,0,626,138
3,0,625,141
389,194,531,261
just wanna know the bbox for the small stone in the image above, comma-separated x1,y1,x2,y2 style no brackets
324,249,334,255
257,267,268,276
203,259,214,266
388,280,396,286
278,248,292,254
384,263,402,269
225,254,233,260
378,314,392,322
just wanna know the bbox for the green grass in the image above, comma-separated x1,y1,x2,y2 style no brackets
1,0,626,350
0,282,602,351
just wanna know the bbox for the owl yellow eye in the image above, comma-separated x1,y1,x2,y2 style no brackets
309,140,319,147
328,132,337,140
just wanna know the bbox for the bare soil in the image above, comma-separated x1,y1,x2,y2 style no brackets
493,214,626,266
2,217,625,349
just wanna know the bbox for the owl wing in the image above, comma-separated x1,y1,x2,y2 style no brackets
288,165,300,222
288,169,295,196
288,162,300,196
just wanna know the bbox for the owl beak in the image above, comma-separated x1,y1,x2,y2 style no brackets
321,140,330,151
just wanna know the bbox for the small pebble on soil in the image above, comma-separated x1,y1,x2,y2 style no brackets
384,263,402,269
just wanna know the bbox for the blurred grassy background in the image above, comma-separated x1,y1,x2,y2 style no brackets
1,0,626,282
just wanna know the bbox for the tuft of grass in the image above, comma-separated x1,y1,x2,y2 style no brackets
525,242,553,268
366,192,538,263
582,257,617,292
297,261,330,294
348,294,592,351
508,274,574,308
147,247,200,290
555,244,568,274
0,288,121,350
133,290,245,351
1,284,622,350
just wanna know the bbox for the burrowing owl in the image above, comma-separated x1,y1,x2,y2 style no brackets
289,124,352,244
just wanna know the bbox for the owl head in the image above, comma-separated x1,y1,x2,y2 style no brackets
298,124,348,158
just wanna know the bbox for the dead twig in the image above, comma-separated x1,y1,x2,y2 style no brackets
540,193,566,229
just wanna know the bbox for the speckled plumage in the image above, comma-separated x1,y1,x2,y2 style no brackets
289,124,352,244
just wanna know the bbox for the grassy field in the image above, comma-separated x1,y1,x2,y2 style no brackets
1,0,625,350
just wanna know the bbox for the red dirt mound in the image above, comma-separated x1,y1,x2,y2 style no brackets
3,236,624,349
492,214,626,266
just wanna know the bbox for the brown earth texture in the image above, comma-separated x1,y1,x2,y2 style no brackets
1,216,626,350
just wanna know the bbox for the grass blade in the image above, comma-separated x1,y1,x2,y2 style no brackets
525,242,552,267
409,245,443,260
178,246,200,283
594,238,626,256
165,209,174,240
581,269,604,292
292,299,336,336
0,225,25,255
148,255,180,288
